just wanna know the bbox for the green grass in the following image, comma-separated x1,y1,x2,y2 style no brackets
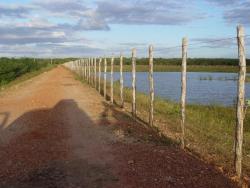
0,57,73,87
112,83,250,176
75,71,250,177
246,76,250,83
0,64,57,91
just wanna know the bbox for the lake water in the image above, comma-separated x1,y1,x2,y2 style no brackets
105,72,250,106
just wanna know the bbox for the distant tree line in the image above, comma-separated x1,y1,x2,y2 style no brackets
0,57,72,85
113,58,250,66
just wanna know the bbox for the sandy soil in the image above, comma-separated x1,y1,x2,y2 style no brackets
0,66,237,188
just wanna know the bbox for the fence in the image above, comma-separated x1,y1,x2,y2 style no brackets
64,25,249,183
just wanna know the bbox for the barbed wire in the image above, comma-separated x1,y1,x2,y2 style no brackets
73,34,250,57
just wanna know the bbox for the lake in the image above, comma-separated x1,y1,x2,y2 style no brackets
105,72,250,106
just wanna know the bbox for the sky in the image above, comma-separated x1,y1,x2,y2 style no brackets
0,0,249,58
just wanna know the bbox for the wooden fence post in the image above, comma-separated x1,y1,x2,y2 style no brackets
88,58,91,84
132,48,137,118
94,58,97,89
82,59,84,78
89,58,92,85
77,60,80,75
84,59,86,80
181,37,188,149
235,25,246,179
87,58,90,84
92,58,94,86
120,53,124,108
98,58,102,93
75,60,78,74
80,59,83,78
80,59,82,77
87,59,89,83
104,58,107,100
149,45,154,127
85,59,87,81
89,58,91,84
110,55,114,104
90,58,93,85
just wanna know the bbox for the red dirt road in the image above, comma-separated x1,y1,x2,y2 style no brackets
0,66,237,188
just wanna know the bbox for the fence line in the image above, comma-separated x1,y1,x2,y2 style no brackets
64,25,248,182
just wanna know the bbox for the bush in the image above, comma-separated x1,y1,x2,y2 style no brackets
0,57,71,86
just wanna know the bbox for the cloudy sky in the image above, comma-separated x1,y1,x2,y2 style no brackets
0,0,249,58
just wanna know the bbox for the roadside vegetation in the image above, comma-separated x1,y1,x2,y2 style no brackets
0,57,73,87
246,76,250,82
74,69,250,178
110,81,250,177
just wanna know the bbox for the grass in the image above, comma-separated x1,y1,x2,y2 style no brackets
75,71,250,177
0,57,73,86
0,64,57,91
115,83,250,177
246,76,250,82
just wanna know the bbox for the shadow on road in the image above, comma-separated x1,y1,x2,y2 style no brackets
0,99,117,188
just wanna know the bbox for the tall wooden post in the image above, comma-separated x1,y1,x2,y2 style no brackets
120,53,124,108
89,58,91,84
235,25,246,179
181,37,188,149
110,55,114,104
92,58,94,86
77,60,80,75
98,58,102,93
88,58,91,84
91,58,93,85
84,59,86,80
85,59,87,81
104,58,107,100
149,45,154,127
80,59,83,78
75,60,78,74
94,58,97,89
79,59,81,77
132,48,137,118
86,59,89,83
79,59,82,78
83,59,85,78
82,59,85,78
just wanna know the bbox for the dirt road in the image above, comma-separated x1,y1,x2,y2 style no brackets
0,66,236,188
